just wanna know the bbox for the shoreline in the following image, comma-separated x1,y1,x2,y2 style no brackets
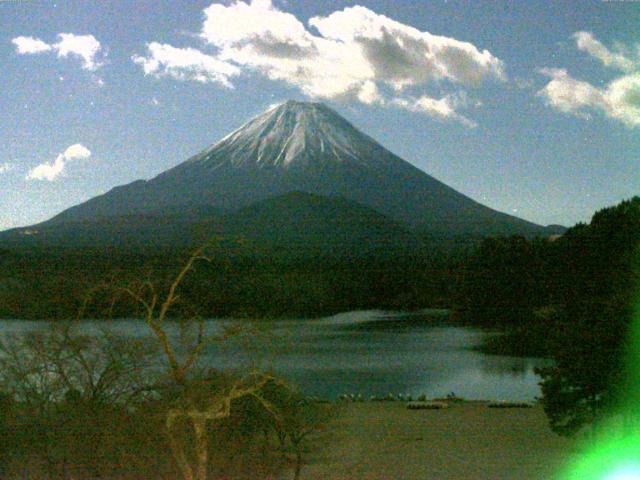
0,306,453,322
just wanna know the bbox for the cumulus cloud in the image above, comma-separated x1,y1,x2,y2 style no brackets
0,163,13,174
12,36,52,54
606,74,640,126
538,68,606,117
133,0,505,126
538,33,640,127
308,6,505,88
203,1,503,96
26,144,91,181
12,33,104,70
573,31,637,72
132,42,240,87
54,33,103,70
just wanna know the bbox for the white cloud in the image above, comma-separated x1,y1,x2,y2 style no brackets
12,36,52,54
204,1,503,94
0,163,13,174
573,31,637,72
391,93,477,128
357,80,383,105
203,0,312,51
62,144,91,159
606,73,640,126
26,144,92,182
132,42,240,87
538,68,606,117
308,6,505,89
538,34,640,127
133,0,504,126
12,33,104,70
54,33,103,70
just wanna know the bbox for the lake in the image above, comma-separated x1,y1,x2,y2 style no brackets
0,309,549,401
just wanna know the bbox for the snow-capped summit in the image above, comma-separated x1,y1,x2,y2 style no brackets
186,100,392,170
45,100,556,236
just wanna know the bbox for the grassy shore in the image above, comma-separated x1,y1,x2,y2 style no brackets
304,401,577,480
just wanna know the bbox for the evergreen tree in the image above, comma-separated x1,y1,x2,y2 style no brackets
537,197,640,436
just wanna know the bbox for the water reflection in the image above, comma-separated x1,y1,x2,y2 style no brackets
0,310,548,401
479,356,552,378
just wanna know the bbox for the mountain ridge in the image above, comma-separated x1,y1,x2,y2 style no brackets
20,100,561,237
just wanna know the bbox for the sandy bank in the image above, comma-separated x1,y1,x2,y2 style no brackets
304,401,577,480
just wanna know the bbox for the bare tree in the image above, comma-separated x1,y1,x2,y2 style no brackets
0,323,159,478
0,323,156,410
92,244,285,480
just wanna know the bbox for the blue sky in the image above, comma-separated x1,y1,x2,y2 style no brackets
1,0,638,230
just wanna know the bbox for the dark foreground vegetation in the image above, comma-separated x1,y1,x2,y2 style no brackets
457,197,640,436
0,247,333,480
0,327,330,480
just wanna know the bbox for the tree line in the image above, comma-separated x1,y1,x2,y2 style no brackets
455,196,640,436
0,242,460,320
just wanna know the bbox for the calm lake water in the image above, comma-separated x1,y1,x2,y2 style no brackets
0,310,549,401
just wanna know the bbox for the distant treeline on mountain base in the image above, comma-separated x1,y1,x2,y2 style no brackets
0,242,466,321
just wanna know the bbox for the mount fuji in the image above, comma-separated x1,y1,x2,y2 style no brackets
6,100,561,246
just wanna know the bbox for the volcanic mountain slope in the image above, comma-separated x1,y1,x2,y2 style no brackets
0,192,420,255
205,191,419,255
27,100,558,236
